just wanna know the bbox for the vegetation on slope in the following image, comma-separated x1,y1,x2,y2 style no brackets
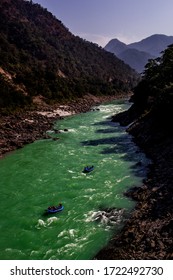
131,44,173,130
0,0,137,113
113,43,173,135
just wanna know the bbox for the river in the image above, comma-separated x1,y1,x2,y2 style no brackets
0,100,149,260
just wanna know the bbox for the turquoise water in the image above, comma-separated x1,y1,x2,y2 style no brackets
0,100,148,260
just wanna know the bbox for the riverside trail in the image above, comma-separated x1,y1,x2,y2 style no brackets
0,100,149,260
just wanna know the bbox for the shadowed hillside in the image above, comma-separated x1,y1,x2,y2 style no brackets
96,44,173,260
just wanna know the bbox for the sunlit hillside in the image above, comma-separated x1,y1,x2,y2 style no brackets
0,0,138,113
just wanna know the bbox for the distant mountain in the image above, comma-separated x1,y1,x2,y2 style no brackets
105,34,173,73
118,49,154,73
105,39,128,55
128,34,173,57
0,0,137,113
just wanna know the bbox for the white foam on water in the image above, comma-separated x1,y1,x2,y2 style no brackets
35,217,58,229
43,249,54,259
57,230,66,238
48,253,59,260
64,243,77,249
56,229,80,257
47,216,59,226
115,175,130,184
56,245,77,258
89,211,109,224
68,128,77,133
79,125,87,129
104,180,113,189
69,229,76,238
30,250,40,257
98,105,123,114
84,188,96,193
83,194,95,201
85,175,93,180
114,193,124,200
84,210,99,223
35,219,46,229
37,178,43,182
72,176,81,179
68,170,75,173
85,208,125,227
57,229,77,239
100,157,114,163
103,192,113,199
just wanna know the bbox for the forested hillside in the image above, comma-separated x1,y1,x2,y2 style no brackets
0,0,137,113
113,44,173,130
129,44,173,129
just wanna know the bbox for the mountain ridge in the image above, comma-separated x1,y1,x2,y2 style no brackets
105,34,173,72
128,34,173,56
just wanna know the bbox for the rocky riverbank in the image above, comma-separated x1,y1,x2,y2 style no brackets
96,108,173,259
0,93,126,158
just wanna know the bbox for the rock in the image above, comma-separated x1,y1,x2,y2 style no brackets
53,129,60,133
150,240,156,248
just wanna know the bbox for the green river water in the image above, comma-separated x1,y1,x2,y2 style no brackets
0,100,149,260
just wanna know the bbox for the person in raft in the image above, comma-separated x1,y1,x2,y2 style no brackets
48,203,62,210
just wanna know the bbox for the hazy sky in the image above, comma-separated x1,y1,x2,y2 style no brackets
33,0,173,47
